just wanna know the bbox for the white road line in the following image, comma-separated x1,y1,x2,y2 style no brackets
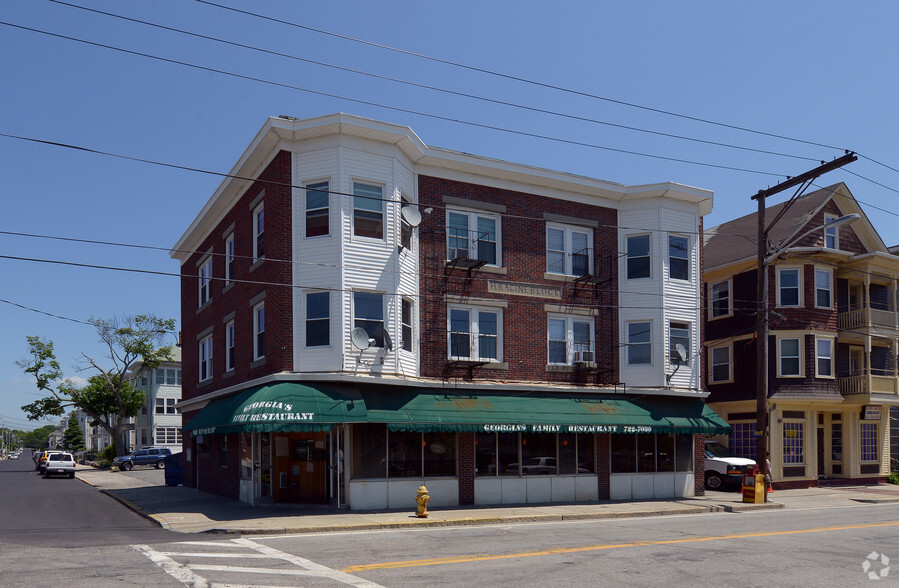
132,544,210,588
190,564,319,576
156,552,275,559
234,537,386,588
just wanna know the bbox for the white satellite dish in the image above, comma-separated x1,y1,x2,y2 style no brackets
401,206,422,227
675,343,688,362
351,327,372,349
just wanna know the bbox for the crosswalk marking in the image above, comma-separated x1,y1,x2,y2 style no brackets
133,537,385,588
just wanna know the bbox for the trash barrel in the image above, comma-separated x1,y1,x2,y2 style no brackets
164,452,183,486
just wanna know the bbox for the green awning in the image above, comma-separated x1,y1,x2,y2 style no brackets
362,389,730,435
183,382,367,435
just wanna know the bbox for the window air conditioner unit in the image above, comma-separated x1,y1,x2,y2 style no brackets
574,350,596,366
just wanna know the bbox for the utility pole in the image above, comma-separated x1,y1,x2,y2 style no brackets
751,152,857,484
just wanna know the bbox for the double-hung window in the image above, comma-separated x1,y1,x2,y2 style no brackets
253,201,265,261
155,397,178,414
668,235,689,281
547,316,594,364
546,225,593,276
353,182,383,239
627,322,651,365
824,213,838,249
305,181,330,237
710,345,731,383
401,298,413,352
669,321,691,365
306,291,330,347
626,234,650,279
225,320,235,372
400,195,414,251
710,280,731,318
778,268,800,307
199,335,213,382
815,269,832,308
447,210,499,265
816,337,833,377
224,234,234,285
779,337,801,376
354,292,384,347
198,257,212,307
253,302,265,360
449,307,500,361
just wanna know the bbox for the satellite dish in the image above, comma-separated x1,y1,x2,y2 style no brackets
351,327,371,349
675,344,688,362
383,330,394,351
401,206,422,227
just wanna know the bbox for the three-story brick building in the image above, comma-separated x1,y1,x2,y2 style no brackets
173,113,728,509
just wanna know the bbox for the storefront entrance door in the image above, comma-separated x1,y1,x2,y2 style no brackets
272,432,329,503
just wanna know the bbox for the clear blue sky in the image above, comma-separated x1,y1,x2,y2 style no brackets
2,1,898,431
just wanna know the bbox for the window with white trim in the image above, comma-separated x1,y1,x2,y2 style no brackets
626,234,650,279
824,213,838,249
253,302,265,360
447,209,500,265
253,201,265,261
155,397,179,414
777,268,801,307
305,181,329,238
306,291,330,347
448,306,501,361
155,427,182,445
669,321,691,366
710,345,731,383
401,298,413,352
779,337,801,376
783,422,804,464
546,224,593,276
154,368,181,386
198,257,212,307
710,280,731,319
860,422,878,462
225,320,235,371
224,233,234,285
627,321,651,365
668,235,689,281
353,182,383,239
815,269,832,308
199,335,213,382
816,337,833,377
547,315,594,365
354,292,384,347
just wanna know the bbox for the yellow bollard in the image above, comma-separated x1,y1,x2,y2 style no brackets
414,484,430,518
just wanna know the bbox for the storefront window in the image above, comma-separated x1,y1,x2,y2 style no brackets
240,433,252,480
783,422,804,464
424,432,456,477
577,434,596,473
860,423,878,461
559,433,577,474
520,433,557,475
497,433,519,476
675,434,693,471
389,431,423,478
352,423,387,479
656,433,675,472
611,434,637,473
475,432,497,476
637,434,656,472
729,423,756,460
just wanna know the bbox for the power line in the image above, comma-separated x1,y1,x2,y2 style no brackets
194,0,849,153
47,0,827,163
0,298,92,326
0,21,784,177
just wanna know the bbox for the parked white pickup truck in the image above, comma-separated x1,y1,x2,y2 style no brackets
43,452,76,479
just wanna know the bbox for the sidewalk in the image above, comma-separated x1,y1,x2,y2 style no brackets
75,467,899,535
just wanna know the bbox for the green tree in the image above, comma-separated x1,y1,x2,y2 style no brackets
18,314,176,457
63,413,86,452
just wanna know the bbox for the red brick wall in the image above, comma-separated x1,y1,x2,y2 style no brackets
417,175,619,385
180,150,294,405
458,432,475,505
597,434,610,499
694,433,705,495
196,433,240,499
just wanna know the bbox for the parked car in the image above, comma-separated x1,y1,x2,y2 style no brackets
507,457,558,475
113,447,173,471
35,450,54,473
704,441,756,490
44,452,76,478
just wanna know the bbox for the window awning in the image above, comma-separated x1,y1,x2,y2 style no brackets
182,383,367,435
183,384,729,436
362,389,730,435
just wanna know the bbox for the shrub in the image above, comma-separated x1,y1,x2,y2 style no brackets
889,471,899,486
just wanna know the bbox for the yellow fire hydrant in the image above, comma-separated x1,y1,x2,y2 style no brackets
414,484,430,518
